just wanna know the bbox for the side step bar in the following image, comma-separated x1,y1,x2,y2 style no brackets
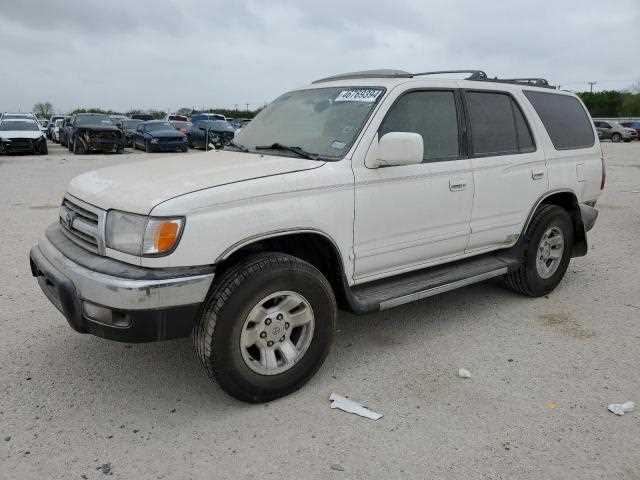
346,252,521,313
379,267,507,310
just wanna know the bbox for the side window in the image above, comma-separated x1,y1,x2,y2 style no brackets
466,91,534,156
523,90,595,150
379,90,460,162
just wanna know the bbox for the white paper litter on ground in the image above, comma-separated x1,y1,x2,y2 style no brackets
458,368,472,378
608,401,634,416
329,393,383,420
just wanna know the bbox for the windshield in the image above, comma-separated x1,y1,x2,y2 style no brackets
193,114,225,122
0,120,39,131
124,119,142,129
76,114,113,126
145,122,173,131
234,86,384,159
3,114,33,119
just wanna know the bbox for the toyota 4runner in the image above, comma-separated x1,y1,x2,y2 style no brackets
30,69,603,402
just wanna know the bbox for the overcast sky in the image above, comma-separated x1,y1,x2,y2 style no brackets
1,0,638,114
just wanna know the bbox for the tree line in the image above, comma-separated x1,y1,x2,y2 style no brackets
576,89,640,117
33,89,640,121
31,104,262,120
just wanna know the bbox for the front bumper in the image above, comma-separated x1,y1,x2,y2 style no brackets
150,140,187,152
30,224,215,342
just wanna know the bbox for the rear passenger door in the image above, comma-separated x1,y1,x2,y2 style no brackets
463,89,547,253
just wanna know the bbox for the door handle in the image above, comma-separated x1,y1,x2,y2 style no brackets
449,179,467,192
531,170,545,181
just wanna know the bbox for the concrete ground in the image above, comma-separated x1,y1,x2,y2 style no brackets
1,141,639,480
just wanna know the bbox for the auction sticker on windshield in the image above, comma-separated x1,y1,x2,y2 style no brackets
335,89,382,103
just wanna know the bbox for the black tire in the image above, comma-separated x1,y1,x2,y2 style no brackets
39,140,48,155
187,138,194,148
505,204,574,297
145,140,151,153
181,146,188,152
116,144,124,154
73,138,86,154
193,253,336,403
611,133,622,143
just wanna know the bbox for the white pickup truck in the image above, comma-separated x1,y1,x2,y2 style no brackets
30,69,603,402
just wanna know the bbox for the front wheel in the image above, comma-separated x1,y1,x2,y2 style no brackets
193,253,336,403
505,204,574,297
611,133,622,143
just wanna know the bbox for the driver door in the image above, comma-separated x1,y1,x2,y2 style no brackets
353,89,474,281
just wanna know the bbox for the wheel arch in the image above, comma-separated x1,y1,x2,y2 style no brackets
521,189,587,257
214,229,355,311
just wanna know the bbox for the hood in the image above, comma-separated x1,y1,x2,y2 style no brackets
0,130,44,140
68,150,325,214
149,129,184,138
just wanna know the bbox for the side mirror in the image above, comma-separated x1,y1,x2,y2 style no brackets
366,132,424,168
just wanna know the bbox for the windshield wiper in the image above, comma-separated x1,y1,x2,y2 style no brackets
255,143,320,160
225,141,249,152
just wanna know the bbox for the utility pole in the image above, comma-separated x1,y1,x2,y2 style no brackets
245,103,250,112
588,81,597,93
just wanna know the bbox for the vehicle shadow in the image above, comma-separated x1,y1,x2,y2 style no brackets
34,278,515,417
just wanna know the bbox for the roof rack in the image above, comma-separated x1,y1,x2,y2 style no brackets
413,70,488,80
312,69,555,88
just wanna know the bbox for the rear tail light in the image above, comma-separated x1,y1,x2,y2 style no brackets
600,153,606,190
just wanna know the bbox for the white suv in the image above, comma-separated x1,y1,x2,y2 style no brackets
30,69,603,402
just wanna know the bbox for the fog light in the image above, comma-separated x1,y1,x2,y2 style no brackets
83,302,131,328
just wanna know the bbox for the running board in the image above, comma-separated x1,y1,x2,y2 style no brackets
348,252,520,313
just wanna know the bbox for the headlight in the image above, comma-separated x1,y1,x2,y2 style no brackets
106,210,184,256
151,138,159,144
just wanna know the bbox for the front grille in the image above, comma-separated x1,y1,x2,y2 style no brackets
59,196,105,254
159,137,183,143
6,138,34,152
92,131,119,141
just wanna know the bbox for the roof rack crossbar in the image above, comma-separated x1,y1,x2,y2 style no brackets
413,70,488,80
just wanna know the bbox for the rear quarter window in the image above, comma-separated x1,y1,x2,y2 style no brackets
523,91,595,150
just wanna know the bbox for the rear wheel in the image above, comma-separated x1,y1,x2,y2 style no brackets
39,140,48,155
145,140,151,153
611,133,622,143
505,204,574,297
193,253,336,403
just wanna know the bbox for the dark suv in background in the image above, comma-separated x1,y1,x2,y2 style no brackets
68,113,125,154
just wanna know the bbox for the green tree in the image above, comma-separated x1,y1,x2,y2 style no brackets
33,101,54,119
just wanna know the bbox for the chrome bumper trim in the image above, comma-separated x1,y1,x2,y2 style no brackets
36,236,214,310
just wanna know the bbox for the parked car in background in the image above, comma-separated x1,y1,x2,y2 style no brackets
131,113,154,121
0,118,48,154
191,113,226,123
68,113,125,154
59,117,73,147
121,119,143,147
51,119,64,143
166,114,189,122
187,119,235,149
47,115,66,139
133,120,188,152
593,120,636,142
170,120,192,136
620,121,640,139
